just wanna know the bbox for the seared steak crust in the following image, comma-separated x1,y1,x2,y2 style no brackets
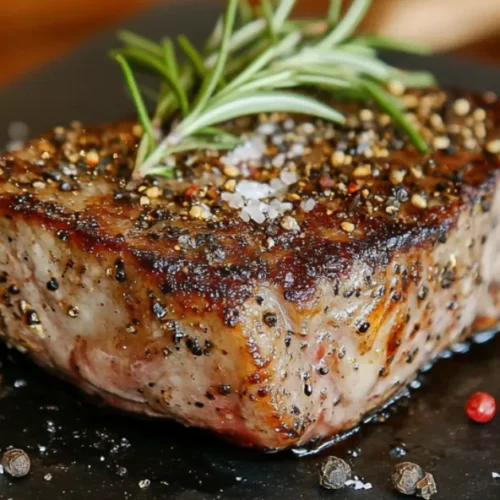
0,89,500,449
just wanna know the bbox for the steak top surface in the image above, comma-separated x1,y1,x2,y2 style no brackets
1,88,499,322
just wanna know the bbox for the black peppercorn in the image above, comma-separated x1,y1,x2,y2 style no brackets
263,312,278,327
218,384,231,396
1,449,31,478
26,310,41,326
392,462,424,495
356,321,370,334
56,230,69,242
46,278,59,291
417,285,428,301
319,456,351,490
114,259,127,283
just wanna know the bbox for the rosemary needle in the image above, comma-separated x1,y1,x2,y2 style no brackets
113,54,155,149
113,0,436,179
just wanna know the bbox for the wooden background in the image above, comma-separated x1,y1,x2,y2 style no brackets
2,0,500,89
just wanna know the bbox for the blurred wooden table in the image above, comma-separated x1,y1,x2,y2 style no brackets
1,0,500,89
0,0,159,88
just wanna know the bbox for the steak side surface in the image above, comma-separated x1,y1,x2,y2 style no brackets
0,89,500,450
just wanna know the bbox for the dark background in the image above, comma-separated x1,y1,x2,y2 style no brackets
0,2,500,499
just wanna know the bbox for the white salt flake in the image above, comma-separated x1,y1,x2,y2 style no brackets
300,198,316,212
257,123,277,135
272,153,286,169
280,170,298,186
269,177,286,192
492,472,500,479
272,135,284,146
242,201,267,224
288,143,305,158
221,192,245,209
239,211,251,223
345,478,372,491
220,136,266,167
267,199,292,220
267,207,280,220
281,216,300,232
235,180,275,200
298,122,315,135
199,203,213,220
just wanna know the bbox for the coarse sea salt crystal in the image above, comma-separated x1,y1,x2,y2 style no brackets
345,479,372,491
272,153,286,169
221,192,245,209
242,200,267,224
235,180,275,200
301,198,316,212
270,177,286,192
288,143,305,158
281,216,300,232
298,122,315,135
267,207,280,220
239,210,250,222
280,170,298,186
267,199,292,219
274,200,293,212
272,135,284,146
492,472,500,479
220,136,266,167
199,203,213,219
257,123,277,135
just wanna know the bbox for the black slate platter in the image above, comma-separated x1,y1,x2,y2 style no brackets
1,2,500,499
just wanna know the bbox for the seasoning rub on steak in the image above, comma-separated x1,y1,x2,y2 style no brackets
1,88,500,451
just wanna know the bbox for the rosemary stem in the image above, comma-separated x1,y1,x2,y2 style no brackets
114,0,434,179
318,0,371,49
114,55,155,148
190,0,239,120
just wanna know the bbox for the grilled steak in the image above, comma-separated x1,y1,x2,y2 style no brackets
0,88,500,450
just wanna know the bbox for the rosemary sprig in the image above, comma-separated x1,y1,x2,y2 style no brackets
113,0,435,179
